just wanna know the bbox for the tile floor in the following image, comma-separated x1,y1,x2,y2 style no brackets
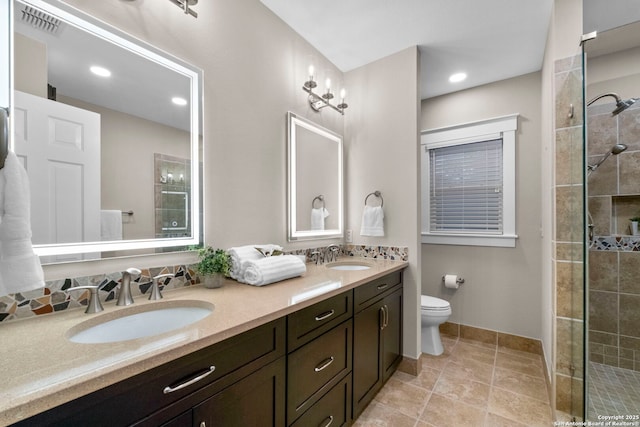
588,362,640,420
353,335,554,427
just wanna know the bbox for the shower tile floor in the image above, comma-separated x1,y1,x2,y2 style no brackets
588,362,640,419
353,335,553,427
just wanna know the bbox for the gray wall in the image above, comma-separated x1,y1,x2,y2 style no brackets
421,71,543,340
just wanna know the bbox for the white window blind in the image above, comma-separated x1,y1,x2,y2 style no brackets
429,139,503,234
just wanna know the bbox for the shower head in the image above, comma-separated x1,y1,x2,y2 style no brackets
588,143,628,174
612,97,639,115
587,92,639,116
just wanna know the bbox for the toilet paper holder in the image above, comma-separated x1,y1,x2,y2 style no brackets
442,275,465,285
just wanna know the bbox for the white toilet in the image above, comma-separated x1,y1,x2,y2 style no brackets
421,295,452,356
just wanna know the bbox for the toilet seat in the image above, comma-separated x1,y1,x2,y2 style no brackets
421,295,450,311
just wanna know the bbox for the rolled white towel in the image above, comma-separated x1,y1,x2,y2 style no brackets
242,255,306,286
227,244,283,280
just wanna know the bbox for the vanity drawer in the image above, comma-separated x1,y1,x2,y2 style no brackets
287,319,352,424
354,271,402,312
15,318,285,427
291,373,352,427
287,290,352,351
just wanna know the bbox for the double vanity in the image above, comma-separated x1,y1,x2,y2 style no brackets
2,258,407,426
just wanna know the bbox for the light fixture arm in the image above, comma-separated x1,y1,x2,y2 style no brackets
302,81,348,115
168,0,198,18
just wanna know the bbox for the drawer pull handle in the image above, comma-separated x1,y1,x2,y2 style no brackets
377,283,389,290
315,309,335,321
319,415,334,427
163,365,216,394
314,356,335,372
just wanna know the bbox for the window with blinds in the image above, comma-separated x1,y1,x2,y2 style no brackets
421,114,518,248
429,139,503,234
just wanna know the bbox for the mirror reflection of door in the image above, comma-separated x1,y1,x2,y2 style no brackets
14,90,100,262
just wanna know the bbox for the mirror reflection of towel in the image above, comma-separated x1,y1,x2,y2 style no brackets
360,206,384,236
100,210,122,241
311,207,329,230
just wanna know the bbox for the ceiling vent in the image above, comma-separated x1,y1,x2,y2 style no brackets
20,5,61,34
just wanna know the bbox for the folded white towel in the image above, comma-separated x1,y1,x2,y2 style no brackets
0,152,45,296
360,205,385,236
310,207,330,230
242,255,306,286
227,244,283,281
100,210,123,241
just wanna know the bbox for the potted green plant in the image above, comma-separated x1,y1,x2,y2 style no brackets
196,246,231,289
631,217,640,236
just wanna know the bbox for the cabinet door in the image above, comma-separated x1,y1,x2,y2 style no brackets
352,300,383,418
193,357,285,427
381,288,403,382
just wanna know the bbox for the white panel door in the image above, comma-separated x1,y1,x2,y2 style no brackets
13,90,100,262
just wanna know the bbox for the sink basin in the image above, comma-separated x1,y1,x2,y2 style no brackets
326,261,372,271
67,300,214,344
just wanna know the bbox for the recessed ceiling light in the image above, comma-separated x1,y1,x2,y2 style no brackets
90,66,111,77
172,97,188,106
449,72,467,83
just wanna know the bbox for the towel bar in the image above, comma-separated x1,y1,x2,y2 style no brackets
122,210,134,216
312,195,325,209
364,191,383,207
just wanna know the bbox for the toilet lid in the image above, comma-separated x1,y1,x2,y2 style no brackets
421,295,450,309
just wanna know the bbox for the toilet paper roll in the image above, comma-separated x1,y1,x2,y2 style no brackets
444,274,459,289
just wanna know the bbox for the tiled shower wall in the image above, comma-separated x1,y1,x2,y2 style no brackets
0,245,407,323
554,53,585,417
588,102,640,372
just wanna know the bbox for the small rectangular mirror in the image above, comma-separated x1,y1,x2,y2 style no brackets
11,0,203,262
287,112,343,241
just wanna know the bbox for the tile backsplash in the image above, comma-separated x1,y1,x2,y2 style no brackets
0,245,408,323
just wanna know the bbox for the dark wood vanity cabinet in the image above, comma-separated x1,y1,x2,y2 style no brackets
352,272,403,418
13,318,286,427
13,269,404,427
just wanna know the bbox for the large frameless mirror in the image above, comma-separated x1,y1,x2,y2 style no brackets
11,0,203,263
287,112,343,241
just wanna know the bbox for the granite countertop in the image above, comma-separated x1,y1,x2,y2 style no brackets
0,257,407,425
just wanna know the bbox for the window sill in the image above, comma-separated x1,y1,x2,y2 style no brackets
421,233,518,248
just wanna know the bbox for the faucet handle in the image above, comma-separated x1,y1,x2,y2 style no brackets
126,267,142,276
311,250,322,265
149,274,174,301
69,285,104,314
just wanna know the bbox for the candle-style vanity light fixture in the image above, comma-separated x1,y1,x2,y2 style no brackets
303,66,348,115
168,0,198,18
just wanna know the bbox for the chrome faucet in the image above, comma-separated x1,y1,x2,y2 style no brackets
117,268,141,306
326,244,340,263
69,285,104,314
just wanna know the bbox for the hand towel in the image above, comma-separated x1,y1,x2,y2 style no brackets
100,210,123,241
242,255,306,286
360,205,385,236
310,207,330,230
0,152,45,296
227,244,283,280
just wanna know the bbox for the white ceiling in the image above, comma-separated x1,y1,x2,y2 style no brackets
260,0,554,100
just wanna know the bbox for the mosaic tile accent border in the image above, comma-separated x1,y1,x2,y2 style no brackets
286,244,408,264
592,236,640,251
0,245,407,323
0,265,198,323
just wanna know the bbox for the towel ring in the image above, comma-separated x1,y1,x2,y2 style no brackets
364,191,383,207
312,195,325,209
